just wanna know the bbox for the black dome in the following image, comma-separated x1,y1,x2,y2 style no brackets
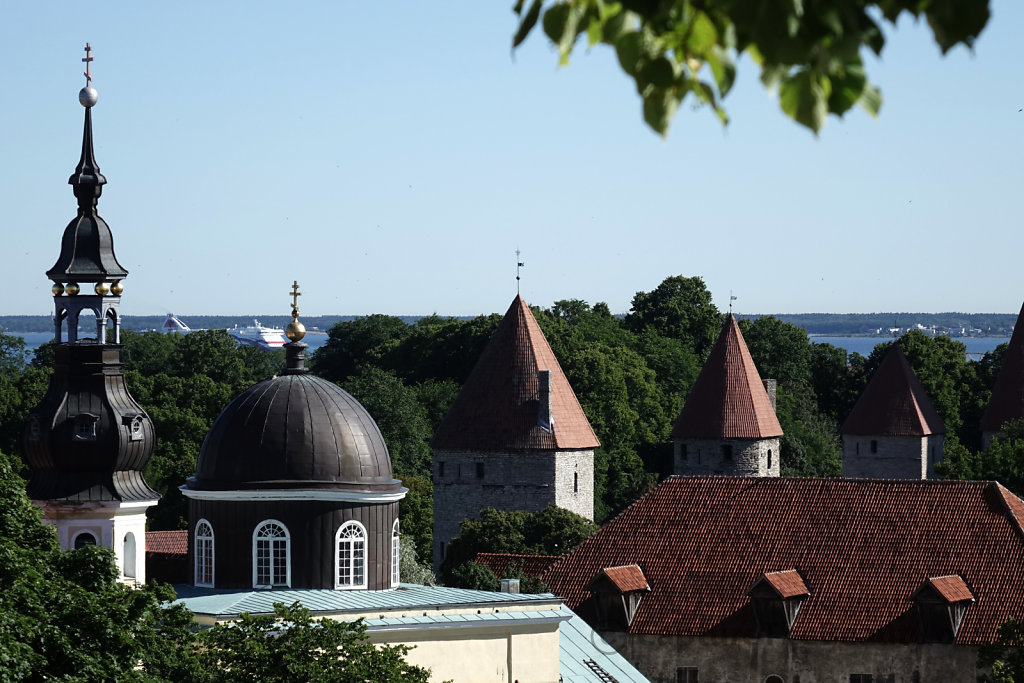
191,373,397,492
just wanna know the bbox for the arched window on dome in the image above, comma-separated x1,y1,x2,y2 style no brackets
195,519,215,588
391,519,400,587
336,521,367,590
253,520,290,589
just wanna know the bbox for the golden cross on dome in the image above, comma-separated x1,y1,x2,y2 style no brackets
82,43,94,84
289,280,302,319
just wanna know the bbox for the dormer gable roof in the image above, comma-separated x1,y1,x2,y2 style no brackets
588,565,650,594
981,301,1024,433
431,296,599,451
841,344,944,436
671,315,782,439
748,570,810,600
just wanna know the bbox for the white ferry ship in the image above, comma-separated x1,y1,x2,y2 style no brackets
229,320,287,350
162,314,191,334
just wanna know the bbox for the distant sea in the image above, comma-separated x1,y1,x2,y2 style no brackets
811,336,1007,358
14,331,330,354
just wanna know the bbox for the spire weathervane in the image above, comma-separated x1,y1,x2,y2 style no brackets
729,291,737,314
515,249,524,295
290,280,302,319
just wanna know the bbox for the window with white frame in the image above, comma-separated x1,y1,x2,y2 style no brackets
194,519,214,587
253,520,290,588
391,519,401,586
336,521,367,589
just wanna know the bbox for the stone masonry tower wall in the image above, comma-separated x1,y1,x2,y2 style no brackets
432,449,594,569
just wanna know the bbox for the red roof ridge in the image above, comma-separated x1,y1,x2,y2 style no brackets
431,295,599,451
841,344,944,436
994,482,1024,538
982,300,1024,432
671,315,783,439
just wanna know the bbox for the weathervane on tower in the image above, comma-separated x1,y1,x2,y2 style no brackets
516,249,524,295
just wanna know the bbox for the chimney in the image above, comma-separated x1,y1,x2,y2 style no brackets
538,370,554,432
762,379,777,412
501,578,521,594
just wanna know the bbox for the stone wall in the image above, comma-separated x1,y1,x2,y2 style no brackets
673,438,781,477
601,631,977,683
432,449,594,570
842,435,944,479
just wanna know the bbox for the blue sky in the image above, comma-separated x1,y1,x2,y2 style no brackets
2,2,1021,317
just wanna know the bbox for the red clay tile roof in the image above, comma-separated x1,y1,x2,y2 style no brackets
146,529,187,555
925,575,974,603
475,553,561,578
841,344,944,436
431,295,600,450
596,565,650,593
981,301,1024,433
541,476,1024,645
759,570,810,599
671,316,782,439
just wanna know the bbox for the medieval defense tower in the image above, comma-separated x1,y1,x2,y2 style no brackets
22,46,159,583
430,295,599,569
841,344,944,479
671,315,783,476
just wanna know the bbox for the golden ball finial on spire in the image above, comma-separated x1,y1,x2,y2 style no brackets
285,280,306,341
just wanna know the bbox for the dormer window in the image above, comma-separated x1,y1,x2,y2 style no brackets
747,570,810,638
913,575,975,643
27,416,41,441
73,413,99,442
587,564,650,630
122,413,145,441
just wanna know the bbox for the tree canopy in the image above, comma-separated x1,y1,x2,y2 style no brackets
513,0,990,135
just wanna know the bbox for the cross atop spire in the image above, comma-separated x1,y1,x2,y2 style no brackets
82,43,94,85
290,280,302,319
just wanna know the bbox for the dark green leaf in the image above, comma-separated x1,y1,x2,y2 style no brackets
640,56,677,88
643,86,681,135
707,46,736,96
615,31,643,76
513,0,543,48
826,61,866,116
779,69,830,133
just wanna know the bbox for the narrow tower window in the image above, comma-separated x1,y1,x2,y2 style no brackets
253,520,290,588
574,471,579,493
870,440,878,454
392,519,401,587
195,519,215,587
123,532,137,579
721,444,733,460
336,521,367,589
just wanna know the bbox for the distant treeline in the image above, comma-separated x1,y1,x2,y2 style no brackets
0,312,1017,336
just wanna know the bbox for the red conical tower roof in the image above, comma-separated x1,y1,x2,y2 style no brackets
841,344,944,436
431,295,599,451
671,315,783,439
981,302,1024,433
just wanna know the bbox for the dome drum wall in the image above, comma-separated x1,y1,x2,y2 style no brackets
23,344,156,501
187,498,399,590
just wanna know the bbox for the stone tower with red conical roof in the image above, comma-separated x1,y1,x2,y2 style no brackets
980,302,1024,448
671,315,783,476
430,295,599,569
841,344,945,478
